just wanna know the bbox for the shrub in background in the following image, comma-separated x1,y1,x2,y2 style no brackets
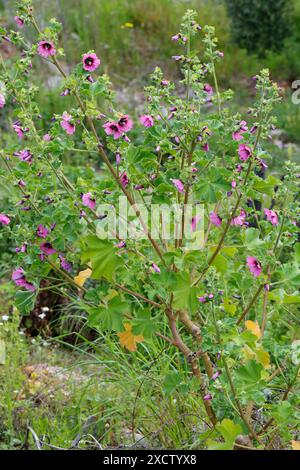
225,0,292,56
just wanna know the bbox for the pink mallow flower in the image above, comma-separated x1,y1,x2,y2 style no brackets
116,241,126,249
12,267,35,292
0,93,6,109
82,192,96,210
203,84,213,95
264,208,278,226
231,209,246,226
40,242,56,255
209,212,222,227
37,40,56,58
238,144,252,161
117,115,133,133
211,371,221,381
82,52,100,72
103,121,122,139
14,16,24,28
60,112,76,135
16,149,33,164
15,244,27,253
59,255,73,272
120,172,129,188
232,131,243,141
171,179,185,194
232,120,248,141
204,393,212,401
12,267,25,286
36,224,49,238
12,121,25,139
116,153,122,165
0,213,10,225
247,256,262,277
139,115,154,128
151,263,161,273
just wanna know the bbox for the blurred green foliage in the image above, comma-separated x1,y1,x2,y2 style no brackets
2,0,300,84
225,0,291,55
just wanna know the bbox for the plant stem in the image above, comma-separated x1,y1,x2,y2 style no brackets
236,284,264,325
115,284,161,308
165,303,217,425
211,304,260,441
208,34,222,117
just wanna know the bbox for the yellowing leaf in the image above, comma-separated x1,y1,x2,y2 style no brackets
291,440,300,450
245,320,262,339
243,345,256,362
74,268,92,287
255,347,271,369
243,345,271,369
106,289,119,301
117,323,144,352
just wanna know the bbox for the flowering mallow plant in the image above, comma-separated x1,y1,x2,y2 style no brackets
0,2,299,450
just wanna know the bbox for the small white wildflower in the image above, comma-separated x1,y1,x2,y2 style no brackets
38,313,46,319
41,306,50,313
2,315,9,321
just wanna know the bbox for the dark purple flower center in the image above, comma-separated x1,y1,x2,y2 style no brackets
85,57,94,66
43,42,52,50
111,124,119,132
118,117,127,126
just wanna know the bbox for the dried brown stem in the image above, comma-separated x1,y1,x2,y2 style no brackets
165,307,217,425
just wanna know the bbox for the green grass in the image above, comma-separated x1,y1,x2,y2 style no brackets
3,0,298,86
1,0,300,93
0,286,213,450
37,0,229,81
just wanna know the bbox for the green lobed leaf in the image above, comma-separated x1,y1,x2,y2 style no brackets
81,236,124,281
207,419,242,450
87,296,127,331
15,290,37,315
132,309,158,338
